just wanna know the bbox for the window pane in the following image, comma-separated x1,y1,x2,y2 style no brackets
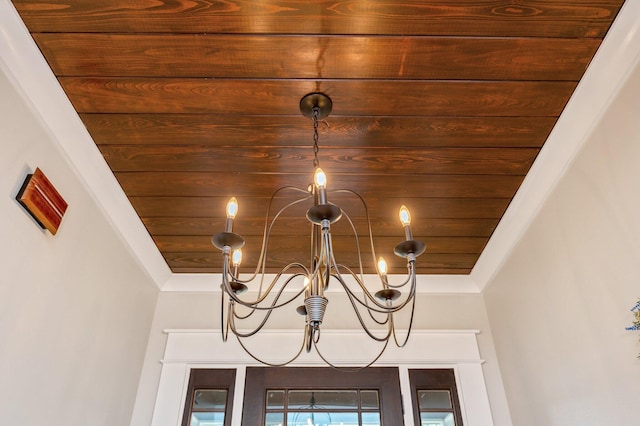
420,412,455,426
361,390,379,409
417,390,452,410
288,390,358,409
288,412,359,425
266,390,285,409
193,389,227,410
190,411,225,426
265,412,284,426
362,411,382,425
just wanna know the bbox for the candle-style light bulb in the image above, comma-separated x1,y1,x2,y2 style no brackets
399,205,413,240
377,257,388,276
225,197,238,232
232,249,242,267
226,197,238,219
314,168,328,204
399,205,411,226
314,168,327,188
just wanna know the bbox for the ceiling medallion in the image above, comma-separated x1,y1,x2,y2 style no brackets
212,92,426,367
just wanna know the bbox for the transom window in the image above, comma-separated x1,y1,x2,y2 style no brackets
416,390,455,426
190,389,227,426
409,369,463,426
181,369,236,426
265,389,381,425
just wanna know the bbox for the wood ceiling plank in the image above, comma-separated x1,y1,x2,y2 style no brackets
59,78,576,116
155,234,487,254
163,251,479,272
14,0,623,37
115,172,524,198
129,196,510,219
83,114,554,148
99,145,539,175
35,33,599,81
142,217,498,237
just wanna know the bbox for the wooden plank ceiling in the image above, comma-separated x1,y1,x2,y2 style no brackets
13,0,624,274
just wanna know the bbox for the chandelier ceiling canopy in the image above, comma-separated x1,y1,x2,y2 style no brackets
212,92,426,367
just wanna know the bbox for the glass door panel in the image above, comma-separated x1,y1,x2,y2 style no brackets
265,389,381,425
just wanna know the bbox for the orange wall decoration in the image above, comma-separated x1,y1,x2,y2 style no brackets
16,168,68,235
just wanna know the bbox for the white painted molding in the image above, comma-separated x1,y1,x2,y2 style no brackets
161,329,483,366
471,0,640,290
0,0,171,288
152,329,495,426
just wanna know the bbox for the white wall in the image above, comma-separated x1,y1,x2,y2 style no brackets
483,59,640,425
0,66,159,425
132,291,513,425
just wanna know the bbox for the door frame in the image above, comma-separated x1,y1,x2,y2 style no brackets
242,366,404,425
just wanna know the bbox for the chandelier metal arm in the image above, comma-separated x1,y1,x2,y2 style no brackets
338,208,368,283
226,272,305,319
228,304,277,338
333,269,389,327
221,294,231,342
330,267,414,314
331,188,385,281
222,263,310,310
312,331,391,372
333,189,415,287
326,223,390,324
341,282,394,342
230,187,311,285
327,189,416,290
227,279,305,339
233,326,307,367
391,278,417,348
327,251,395,312
329,248,418,313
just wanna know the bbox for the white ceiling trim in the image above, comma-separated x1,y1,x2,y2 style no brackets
470,0,640,291
2,0,638,293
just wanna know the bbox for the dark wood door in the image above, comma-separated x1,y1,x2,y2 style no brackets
243,367,404,425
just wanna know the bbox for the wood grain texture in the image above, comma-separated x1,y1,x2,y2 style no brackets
129,196,510,219
164,251,480,272
141,217,498,237
59,78,576,116
115,172,524,198
154,234,487,254
14,0,622,37
11,0,625,274
84,114,555,148
100,145,538,175
35,33,599,80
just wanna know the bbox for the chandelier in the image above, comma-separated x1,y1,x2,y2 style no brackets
212,92,425,367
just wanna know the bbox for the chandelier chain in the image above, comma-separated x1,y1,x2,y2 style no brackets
312,106,320,168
